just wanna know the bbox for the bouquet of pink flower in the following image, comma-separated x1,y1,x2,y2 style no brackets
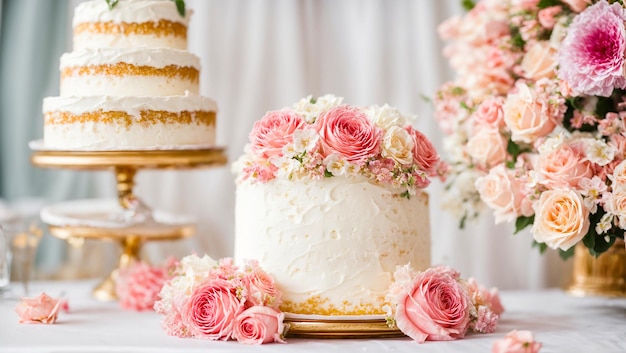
154,254,286,344
384,264,504,343
435,0,626,257
233,94,445,197
115,257,177,311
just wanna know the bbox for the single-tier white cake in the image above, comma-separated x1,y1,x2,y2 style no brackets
233,95,441,318
235,176,431,316
42,0,217,150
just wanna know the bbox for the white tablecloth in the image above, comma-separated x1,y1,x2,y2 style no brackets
0,280,625,353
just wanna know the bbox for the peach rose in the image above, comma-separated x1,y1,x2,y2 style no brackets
406,126,440,175
475,164,526,223
233,306,286,345
15,293,68,324
242,261,282,308
521,41,556,80
467,128,507,169
534,143,593,189
316,105,383,164
605,190,626,229
532,189,590,251
249,109,306,159
492,330,542,353
611,159,626,191
394,267,471,343
474,97,505,129
561,0,591,12
181,279,245,340
504,83,556,144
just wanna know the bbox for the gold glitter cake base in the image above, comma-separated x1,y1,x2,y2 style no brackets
285,318,404,339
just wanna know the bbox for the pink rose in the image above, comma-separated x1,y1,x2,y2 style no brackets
534,143,592,189
406,126,440,175
504,83,556,144
466,128,507,169
521,41,556,81
316,105,383,164
15,293,68,324
532,189,590,251
249,109,306,159
537,6,561,29
474,97,505,129
242,260,282,308
115,260,173,311
233,306,286,344
394,267,471,343
561,0,590,13
492,330,542,353
475,164,529,223
181,279,245,340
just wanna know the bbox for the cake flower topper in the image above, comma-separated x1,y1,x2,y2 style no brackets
105,0,186,16
234,94,446,197
435,0,626,257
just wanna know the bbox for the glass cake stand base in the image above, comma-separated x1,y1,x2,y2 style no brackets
284,318,404,339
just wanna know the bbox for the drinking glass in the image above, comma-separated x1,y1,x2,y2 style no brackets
0,226,11,293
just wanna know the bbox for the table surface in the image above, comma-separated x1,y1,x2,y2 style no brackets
1,280,625,353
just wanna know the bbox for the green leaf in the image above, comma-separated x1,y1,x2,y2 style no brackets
559,246,575,260
537,0,562,9
461,0,475,11
514,215,534,235
419,93,431,103
105,0,119,10
459,214,468,230
532,240,548,254
509,26,525,50
310,97,317,104
400,191,411,199
172,0,186,16
324,169,333,178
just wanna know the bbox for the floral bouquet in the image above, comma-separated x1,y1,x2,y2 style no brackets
234,94,445,197
154,255,286,344
435,0,626,257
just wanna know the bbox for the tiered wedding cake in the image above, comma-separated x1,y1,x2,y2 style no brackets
42,0,217,150
234,95,439,317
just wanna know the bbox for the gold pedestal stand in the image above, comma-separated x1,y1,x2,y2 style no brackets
31,148,227,301
284,318,403,338
565,239,626,298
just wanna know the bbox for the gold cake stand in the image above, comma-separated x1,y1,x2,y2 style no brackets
284,318,404,339
31,147,228,301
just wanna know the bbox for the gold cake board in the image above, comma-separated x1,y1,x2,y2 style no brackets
284,318,404,339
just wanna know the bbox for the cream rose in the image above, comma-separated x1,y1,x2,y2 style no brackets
606,190,626,229
365,104,407,130
611,160,626,191
475,164,524,224
466,128,507,168
521,41,557,80
504,83,556,144
381,126,414,165
532,189,590,251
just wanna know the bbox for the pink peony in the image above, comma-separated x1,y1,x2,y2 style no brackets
115,260,174,311
406,126,440,175
249,109,306,159
242,260,282,308
557,1,626,97
15,293,68,324
394,267,471,343
492,330,542,353
233,306,286,344
316,105,383,164
181,279,245,340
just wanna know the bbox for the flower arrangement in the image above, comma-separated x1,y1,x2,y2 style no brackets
154,254,286,345
435,0,626,257
234,94,445,197
384,264,503,343
115,258,177,311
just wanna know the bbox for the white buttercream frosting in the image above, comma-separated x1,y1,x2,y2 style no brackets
60,48,200,69
234,176,431,316
73,0,191,27
43,93,217,115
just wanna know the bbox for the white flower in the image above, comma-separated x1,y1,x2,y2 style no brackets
293,94,343,123
582,138,615,166
381,126,414,165
596,213,613,235
324,154,350,176
365,104,407,130
293,129,319,153
270,155,301,179
537,132,566,154
579,176,607,214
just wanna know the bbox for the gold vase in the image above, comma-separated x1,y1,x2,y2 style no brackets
565,239,626,297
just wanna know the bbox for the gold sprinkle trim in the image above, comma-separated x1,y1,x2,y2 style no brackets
74,20,187,38
280,295,385,316
61,63,199,83
45,110,215,128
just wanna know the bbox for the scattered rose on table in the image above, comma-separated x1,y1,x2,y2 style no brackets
15,292,68,324
492,330,542,353
115,257,177,311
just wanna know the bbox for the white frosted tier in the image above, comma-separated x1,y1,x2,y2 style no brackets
73,0,191,50
43,95,216,150
234,177,431,317
60,48,200,96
